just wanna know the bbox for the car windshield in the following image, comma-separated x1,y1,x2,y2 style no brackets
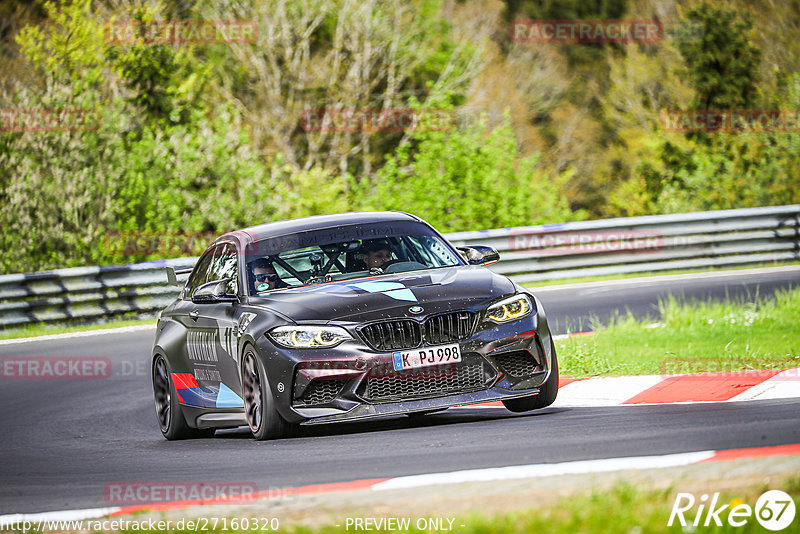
244,221,463,295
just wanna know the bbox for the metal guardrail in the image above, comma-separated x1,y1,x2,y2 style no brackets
0,258,197,328
1,205,798,328
448,204,800,283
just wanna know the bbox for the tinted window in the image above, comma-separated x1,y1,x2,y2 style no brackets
208,243,238,295
185,248,214,298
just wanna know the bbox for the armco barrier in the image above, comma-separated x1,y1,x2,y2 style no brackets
1,205,798,328
0,258,196,328
447,204,800,283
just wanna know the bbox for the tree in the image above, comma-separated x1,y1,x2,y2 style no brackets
201,0,485,181
675,2,761,110
0,0,274,272
364,98,578,232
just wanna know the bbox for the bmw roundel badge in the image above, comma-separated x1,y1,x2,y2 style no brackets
409,305,424,314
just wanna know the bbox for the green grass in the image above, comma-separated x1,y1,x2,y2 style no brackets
522,260,800,288
557,287,800,376
427,479,800,534
0,317,156,340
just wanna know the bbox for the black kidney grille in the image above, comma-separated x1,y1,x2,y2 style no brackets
359,320,422,351
425,311,476,345
362,358,489,402
359,312,475,351
492,350,540,377
295,379,347,406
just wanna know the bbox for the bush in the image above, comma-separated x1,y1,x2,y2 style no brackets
363,98,578,232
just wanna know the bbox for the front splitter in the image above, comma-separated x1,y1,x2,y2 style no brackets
298,386,540,425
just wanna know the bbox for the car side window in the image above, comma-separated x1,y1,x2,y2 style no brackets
208,243,238,295
406,236,459,267
185,249,215,298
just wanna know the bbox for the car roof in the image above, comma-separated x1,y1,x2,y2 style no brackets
217,211,423,245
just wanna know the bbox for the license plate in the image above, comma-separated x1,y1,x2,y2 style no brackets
392,344,461,371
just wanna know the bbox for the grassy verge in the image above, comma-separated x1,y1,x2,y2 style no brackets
380,479,800,534
102,477,799,534
0,317,156,340
523,260,799,288
557,287,800,376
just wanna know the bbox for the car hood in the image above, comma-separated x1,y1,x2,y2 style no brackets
247,266,516,323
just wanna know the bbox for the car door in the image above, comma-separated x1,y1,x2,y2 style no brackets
179,242,243,409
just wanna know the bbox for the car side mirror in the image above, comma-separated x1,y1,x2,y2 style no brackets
457,245,500,266
192,279,237,303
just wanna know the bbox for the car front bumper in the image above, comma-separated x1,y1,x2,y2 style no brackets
254,308,555,425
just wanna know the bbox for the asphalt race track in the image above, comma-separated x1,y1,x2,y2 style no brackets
1,267,799,514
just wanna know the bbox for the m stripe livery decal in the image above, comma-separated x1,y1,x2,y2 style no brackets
171,373,244,408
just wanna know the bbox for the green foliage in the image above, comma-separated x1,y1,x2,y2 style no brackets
0,0,274,272
675,2,762,110
106,4,206,123
601,2,798,216
2,0,800,274
632,72,800,214
272,163,352,221
364,98,578,232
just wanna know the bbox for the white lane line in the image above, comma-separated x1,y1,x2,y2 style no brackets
0,507,121,526
371,451,716,491
0,324,156,346
531,265,800,293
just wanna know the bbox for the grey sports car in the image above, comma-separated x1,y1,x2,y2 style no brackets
151,212,558,440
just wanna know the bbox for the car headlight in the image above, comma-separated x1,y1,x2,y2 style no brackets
267,325,353,348
486,294,533,323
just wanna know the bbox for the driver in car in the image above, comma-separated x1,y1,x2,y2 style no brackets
360,239,394,270
252,258,288,292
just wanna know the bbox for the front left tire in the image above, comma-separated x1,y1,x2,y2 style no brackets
241,346,295,440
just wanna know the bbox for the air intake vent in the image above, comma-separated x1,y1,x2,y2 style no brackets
294,379,347,406
492,350,540,377
361,357,491,402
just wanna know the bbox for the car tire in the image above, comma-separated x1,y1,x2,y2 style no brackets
241,346,295,440
152,354,215,440
502,339,559,413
